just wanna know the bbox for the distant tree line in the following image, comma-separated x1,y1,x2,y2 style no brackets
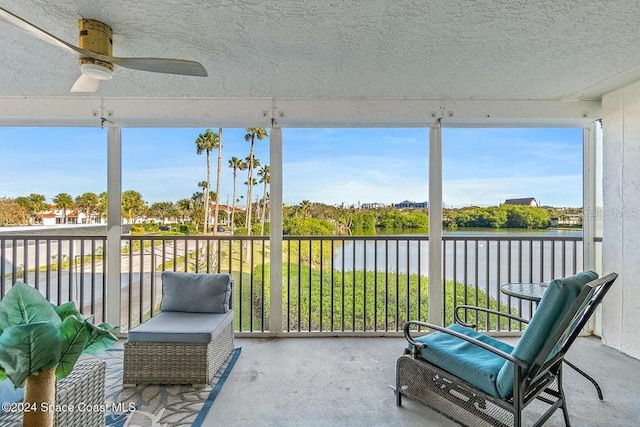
1,194,577,236
282,202,430,235
443,205,553,229
281,202,579,235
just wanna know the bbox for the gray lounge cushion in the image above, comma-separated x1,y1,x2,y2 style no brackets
127,310,233,343
160,271,232,313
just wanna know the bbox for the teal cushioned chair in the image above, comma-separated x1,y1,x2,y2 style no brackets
396,271,617,427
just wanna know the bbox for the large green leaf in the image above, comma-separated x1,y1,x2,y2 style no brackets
0,322,61,387
0,282,61,331
97,322,118,332
55,316,91,380
53,301,82,321
83,322,118,355
0,367,6,381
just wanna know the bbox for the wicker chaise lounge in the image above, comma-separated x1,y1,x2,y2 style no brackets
123,271,234,387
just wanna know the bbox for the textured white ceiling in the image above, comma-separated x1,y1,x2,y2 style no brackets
0,0,639,101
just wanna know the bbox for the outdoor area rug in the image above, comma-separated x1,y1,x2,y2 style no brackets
101,347,241,427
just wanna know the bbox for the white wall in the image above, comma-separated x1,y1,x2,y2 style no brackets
602,81,640,359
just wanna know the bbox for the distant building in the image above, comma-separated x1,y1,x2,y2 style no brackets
37,205,102,225
550,214,582,227
360,202,387,209
504,197,538,207
395,200,429,210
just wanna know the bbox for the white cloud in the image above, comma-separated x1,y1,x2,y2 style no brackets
283,156,428,205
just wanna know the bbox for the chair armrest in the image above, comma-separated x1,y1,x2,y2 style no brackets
403,320,528,369
454,305,530,328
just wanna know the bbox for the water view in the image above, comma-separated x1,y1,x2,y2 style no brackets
335,228,583,317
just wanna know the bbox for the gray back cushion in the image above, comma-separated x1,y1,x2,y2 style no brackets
160,271,232,313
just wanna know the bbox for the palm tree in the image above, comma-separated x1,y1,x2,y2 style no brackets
52,193,74,224
213,128,223,235
97,192,108,223
244,155,260,233
257,164,270,235
244,177,258,232
121,190,146,223
15,193,48,224
299,200,312,220
243,128,268,236
228,156,246,234
75,192,99,224
176,198,192,223
195,129,220,234
148,201,176,224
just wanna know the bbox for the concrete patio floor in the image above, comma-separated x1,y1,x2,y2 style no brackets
204,336,640,427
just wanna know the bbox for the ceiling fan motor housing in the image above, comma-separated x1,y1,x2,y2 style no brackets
78,18,114,79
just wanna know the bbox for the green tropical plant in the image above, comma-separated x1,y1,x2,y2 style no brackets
0,282,117,427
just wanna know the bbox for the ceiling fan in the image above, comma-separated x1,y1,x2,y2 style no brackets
0,7,208,92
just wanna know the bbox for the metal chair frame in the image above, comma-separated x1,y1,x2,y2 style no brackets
396,272,618,427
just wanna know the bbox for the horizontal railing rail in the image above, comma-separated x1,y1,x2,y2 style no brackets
0,232,587,336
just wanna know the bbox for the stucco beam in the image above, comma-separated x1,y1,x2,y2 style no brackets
0,97,273,127
274,99,601,127
0,96,601,128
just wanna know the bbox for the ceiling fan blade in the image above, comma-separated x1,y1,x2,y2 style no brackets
0,7,208,80
70,74,101,92
0,7,84,58
111,57,208,77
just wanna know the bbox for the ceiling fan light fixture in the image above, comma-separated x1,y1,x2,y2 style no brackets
80,61,113,80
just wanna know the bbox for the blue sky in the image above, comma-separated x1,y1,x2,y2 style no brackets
0,126,583,208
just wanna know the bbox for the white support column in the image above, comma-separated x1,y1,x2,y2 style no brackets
106,127,122,330
428,124,443,325
583,124,598,271
594,121,604,276
269,125,283,335
584,122,605,335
